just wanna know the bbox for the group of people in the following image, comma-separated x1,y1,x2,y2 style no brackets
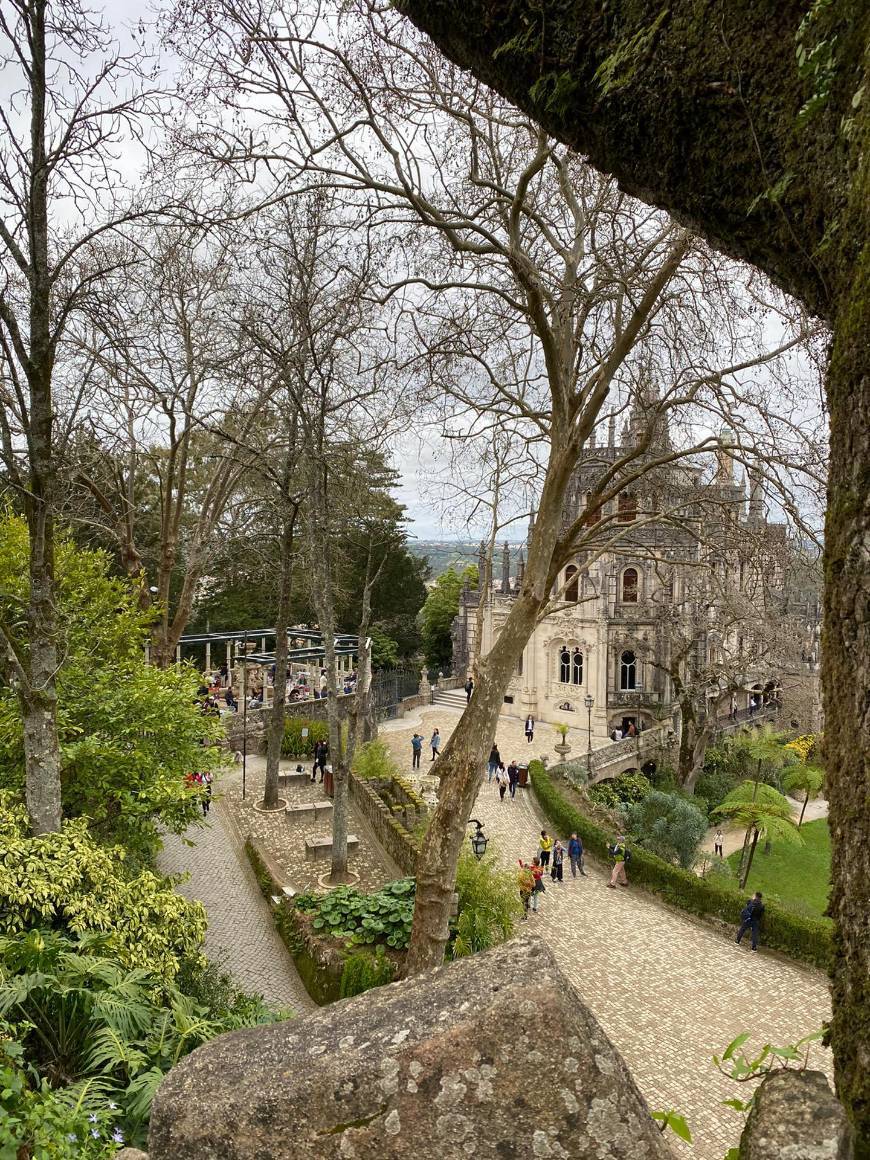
185,769,214,815
410,729,442,768
517,829,588,917
487,744,524,801
610,721,643,741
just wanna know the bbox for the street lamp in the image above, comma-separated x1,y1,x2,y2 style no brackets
584,693,594,774
467,819,488,860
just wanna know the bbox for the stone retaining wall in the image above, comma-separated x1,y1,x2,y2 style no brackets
348,772,422,878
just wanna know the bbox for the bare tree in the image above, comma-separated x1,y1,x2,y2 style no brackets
234,195,400,876
71,225,270,666
172,0,819,969
0,0,168,832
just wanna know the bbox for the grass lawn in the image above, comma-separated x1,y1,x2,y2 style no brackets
727,817,831,919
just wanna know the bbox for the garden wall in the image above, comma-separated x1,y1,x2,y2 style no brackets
348,772,423,877
530,762,832,971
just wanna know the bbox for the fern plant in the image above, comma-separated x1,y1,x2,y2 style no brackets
0,929,280,1146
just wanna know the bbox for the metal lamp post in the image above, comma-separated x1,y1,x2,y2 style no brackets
584,693,594,775
467,819,488,860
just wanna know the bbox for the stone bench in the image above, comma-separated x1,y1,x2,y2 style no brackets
278,770,312,787
304,834,359,862
285,801,334,826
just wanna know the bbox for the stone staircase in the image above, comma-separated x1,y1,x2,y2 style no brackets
432,687,468,710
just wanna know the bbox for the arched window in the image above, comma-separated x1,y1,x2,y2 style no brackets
618,492,638,522
565,565,579,602
622,568,639,603
620,650,637,690
559,647,571,683
572,648,583,685
584,493,601,526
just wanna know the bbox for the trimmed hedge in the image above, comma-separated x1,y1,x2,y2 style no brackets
530,761,832,971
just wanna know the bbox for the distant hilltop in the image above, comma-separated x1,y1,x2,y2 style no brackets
408,540,524,579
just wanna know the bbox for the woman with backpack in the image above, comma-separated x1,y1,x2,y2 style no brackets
608,835,631,888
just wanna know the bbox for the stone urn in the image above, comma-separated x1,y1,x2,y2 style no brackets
554,736,572,761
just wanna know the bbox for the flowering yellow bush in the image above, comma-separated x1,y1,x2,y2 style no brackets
784,733,823,763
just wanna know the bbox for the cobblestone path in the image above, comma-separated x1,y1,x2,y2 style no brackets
381,706,832,1160
157,782,315,1013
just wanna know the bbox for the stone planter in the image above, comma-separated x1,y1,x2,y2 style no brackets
554,740,572,761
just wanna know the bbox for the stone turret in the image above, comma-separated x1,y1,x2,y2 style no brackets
717,425,735,483
500,542,511,594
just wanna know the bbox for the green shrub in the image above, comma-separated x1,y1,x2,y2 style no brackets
0,793,206,980
530,762,832,970
281,717,329,758
587,771,652,808
625,790,708,869
352,738,400,780
0,517,220,869
0,1022,117,1158
0,930,281,1149
339,947,396,998
295,878,416,950
451,851,522,958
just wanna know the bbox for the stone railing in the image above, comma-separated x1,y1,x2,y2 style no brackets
550,722,673,785
348,772,422,877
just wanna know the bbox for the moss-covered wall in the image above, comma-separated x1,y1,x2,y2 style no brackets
397,0,867,319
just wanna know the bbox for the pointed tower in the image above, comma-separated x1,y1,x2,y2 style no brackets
500,542,511,594
516,548,525,592
716,425,735,483
748,474,764,526
607,413,616,448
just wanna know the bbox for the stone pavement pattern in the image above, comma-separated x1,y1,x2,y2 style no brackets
157,788,315,1013
381,705,833,1160
221,755,398,893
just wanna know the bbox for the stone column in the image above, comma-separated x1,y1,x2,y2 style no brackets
419,669,431,698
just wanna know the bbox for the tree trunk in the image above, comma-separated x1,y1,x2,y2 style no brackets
822,106,870,1151
262,514,295,810
737,825,753,889
740,826,760,890
798,793,809,828
405,587,553,973
21,0,62,835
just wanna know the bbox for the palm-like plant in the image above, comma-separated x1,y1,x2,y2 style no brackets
782,764,825,827
712,781,802,889
730,724,791,785
0,929,278,1145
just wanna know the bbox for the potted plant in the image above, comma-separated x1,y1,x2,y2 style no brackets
554,722,572,761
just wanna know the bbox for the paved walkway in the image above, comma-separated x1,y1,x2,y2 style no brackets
157,789,315,1013
381,705,833,1160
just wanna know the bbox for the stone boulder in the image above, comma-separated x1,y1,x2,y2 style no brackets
739,1070,851,1160
149,935,671,1159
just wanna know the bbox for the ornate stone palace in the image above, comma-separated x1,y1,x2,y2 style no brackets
452,401,820,743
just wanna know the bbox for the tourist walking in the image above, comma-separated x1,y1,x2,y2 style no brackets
538,829,553,868
487,743,501,782
529,858,545,912
518,861,535,920
608,835,631,888
568,832,586,877
495,763,508,801
550,839,565,884
430,728,441,761
524,714,535,743
736,892,765,951
312,739,328,783
714,828,725,857
411,733,423,770
507,760,520,799
201,770,213,816
464,677,474,703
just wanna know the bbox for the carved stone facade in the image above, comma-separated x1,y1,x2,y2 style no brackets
457,401,816,742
